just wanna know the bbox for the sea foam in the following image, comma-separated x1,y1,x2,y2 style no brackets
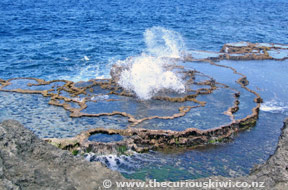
260,100,288,113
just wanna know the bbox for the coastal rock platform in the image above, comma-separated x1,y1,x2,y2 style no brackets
0,119,287,189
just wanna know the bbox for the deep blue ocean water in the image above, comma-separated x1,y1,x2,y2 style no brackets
1,0,288,182
1,0,288,80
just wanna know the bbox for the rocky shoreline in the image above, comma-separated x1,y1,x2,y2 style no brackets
0,119,288,189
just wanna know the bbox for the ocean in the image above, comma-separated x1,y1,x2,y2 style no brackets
1,0,287,80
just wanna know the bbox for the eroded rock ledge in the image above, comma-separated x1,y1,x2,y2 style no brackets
0,120,125,190
0,119,287,190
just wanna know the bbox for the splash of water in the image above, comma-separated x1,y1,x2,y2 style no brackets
60,61,111,82
144,26,186,58
85,151,164,174
116,27,186,100
260,100,288,114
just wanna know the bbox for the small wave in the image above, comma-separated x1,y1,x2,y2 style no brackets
60,64,110,82
82,56,90,61
85,151,164,174
62,57,70,61
85,153,140,173
260,100,288,113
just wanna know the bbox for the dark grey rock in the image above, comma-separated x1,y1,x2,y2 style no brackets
0,120,125,190
0,119,288,190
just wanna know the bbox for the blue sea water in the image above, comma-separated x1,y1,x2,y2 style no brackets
1,0,288,80
1,0,288,182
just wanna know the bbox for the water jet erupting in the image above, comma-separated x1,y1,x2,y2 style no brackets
113,27,186,100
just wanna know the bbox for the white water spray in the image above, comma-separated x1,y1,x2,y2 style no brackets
144,26,186,58
260,100,288,113
115,27,186,100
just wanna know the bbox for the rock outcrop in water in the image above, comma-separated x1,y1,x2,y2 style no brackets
0,119,288,189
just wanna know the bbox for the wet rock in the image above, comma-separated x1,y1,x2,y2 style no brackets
0,120,124,190
1,119,288,189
